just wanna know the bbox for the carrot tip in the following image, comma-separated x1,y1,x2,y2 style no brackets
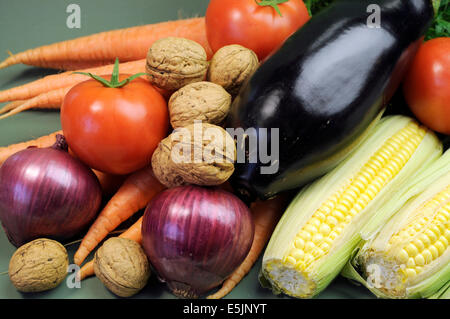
0,104,22,119
0,112,12,120
0,58,12,70
0,102,30,119
0,101,22,115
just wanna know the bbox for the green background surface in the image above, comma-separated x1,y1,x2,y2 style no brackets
0,0,375,299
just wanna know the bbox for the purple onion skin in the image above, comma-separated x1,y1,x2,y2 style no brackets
0,144,102,247
142,185,254,298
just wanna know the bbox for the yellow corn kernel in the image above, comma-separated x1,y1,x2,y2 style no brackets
445,229,450,241
405,268,417,278
405,243,419,257
319,224,331,236
422,249,433,264
414,254,425,267
299,230,312,242
398,249,409,264
407,257,416,268
312,233,324,245
289,248,305,261
434,241,446,255
294,238,305,250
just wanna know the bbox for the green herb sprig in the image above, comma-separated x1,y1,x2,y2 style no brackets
427,0,450,40
305,0,333,16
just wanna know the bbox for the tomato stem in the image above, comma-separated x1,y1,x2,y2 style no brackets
74,58,148,88
255,0,290,17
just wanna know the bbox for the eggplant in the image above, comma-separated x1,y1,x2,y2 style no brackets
227,0,434,202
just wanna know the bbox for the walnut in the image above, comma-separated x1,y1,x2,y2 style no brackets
8,238,69,293
152,122,236,187
146,37,209,91
94,237,150,297
168,81,232,129
207,44,259,96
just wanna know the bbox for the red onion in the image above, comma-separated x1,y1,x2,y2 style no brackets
0,135,102,247
141,185,254,298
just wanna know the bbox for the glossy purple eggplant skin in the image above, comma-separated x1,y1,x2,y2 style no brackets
227,0,434,201
141,185,254,298
0,145,102,247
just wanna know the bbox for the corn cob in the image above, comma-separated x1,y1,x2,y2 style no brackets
260,115,442,298
341,149,450,299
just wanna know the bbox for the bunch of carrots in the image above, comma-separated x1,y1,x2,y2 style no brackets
0,17,289,299
0,18,211,119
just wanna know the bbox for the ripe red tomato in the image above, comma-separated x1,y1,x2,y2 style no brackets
61,75,169,175
206,0,310,61
403,38,450,135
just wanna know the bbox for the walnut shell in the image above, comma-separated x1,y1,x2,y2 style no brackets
207,44,259,96
146,37,209,91
9,238,69,293
94,237,150,297
168,81,232,129
152,123,236,188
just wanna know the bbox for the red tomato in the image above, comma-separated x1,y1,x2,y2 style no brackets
61,75,169,175
403,38,450,135
206,0,310,61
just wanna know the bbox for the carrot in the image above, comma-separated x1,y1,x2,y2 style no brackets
74,166,165,266
0,130,125,195
0,100,25,115
0,60,145,103
0,87,70,120
77,217,143,281
207,195,289,299
92,170,127,197
118,216,144,244
77,260,95,281
0,130,62,164
0,17,212,70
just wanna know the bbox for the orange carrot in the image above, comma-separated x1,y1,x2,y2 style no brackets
77,217,143,281
0,87,70,119
77,260,95,281
207,195,289,299
92,170,127,197
74,166,165,266
0,131,125,195
0,130,62,164
0,100,25,114
0,60,145,103
0,18,212,70
118,216,144,244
